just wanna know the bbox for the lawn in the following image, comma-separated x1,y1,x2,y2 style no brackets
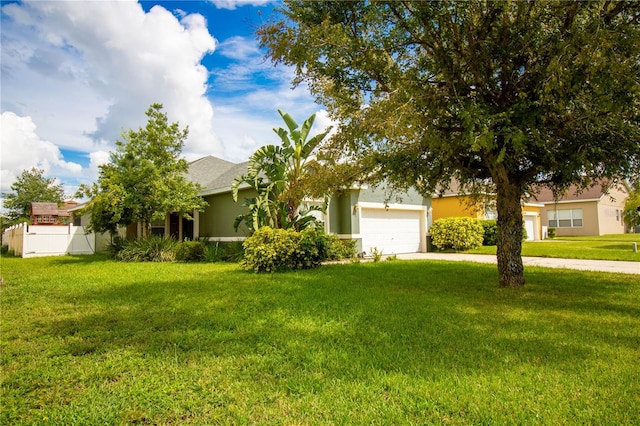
467,233,640,261
1,255,639,424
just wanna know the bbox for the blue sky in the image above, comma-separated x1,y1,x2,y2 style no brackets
0,0,329,196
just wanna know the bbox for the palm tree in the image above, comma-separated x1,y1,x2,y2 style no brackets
232,110,332,232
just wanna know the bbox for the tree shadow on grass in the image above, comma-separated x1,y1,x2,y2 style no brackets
36,261,639,377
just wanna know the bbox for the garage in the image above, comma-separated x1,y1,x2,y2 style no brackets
524,215,536,241
359,207,426,255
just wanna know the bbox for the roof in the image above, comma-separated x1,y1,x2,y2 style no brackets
532,183,610,203
30,202,72,217
186,155,250,194
31,202,60,216
186,156,237,188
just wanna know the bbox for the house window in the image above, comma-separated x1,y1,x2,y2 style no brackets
483,203,497,220
548,209,583,228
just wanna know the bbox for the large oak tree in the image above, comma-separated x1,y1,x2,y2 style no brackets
259,1,640,286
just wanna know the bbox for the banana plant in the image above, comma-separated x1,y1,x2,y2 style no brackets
232,110,332,233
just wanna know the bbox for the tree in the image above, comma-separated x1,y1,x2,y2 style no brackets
259,1,640,286
78,104,207,238
3,167,65,223
232,110,331,232
623,180,640,231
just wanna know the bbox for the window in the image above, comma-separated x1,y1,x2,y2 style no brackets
548,209,582,228
483,203,497,220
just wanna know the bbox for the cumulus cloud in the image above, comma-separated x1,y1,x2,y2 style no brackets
0,112,82,192
1,1,219,160
208,0,273,10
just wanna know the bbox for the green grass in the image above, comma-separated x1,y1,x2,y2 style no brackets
1,255,639,424
468,233,640,261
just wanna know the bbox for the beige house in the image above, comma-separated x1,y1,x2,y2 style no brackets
533,183,629,237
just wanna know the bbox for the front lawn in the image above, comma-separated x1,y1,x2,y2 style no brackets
468,233,640,261
1,255,638,424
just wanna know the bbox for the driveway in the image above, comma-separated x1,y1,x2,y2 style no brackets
394,253,640,275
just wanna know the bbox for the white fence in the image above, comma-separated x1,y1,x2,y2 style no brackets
3,223,95,258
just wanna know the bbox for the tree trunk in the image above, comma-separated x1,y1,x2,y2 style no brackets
494,175,525,287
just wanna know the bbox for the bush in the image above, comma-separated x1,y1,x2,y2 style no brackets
242,227,351,273
204,240,245,263
116,236,178,262
547,227,556,239
106,235,127,258
430,217,484,251
176,240,206,262
325,236,356,260
480,220,497,246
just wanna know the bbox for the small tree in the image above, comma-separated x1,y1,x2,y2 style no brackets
78,104,207,238
623,180,640,231
232,110,331,232
3,168,65,223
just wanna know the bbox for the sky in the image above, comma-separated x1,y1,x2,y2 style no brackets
0,0,330,198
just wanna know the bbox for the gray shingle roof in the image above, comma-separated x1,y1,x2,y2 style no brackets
186,156,249,194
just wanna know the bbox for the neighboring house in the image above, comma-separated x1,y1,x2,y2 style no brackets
30,201,78,225
431,183,544,241
532,182,629,236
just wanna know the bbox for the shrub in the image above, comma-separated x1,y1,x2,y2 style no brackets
325,237,356,260
430,217,484,251
204,240,245,263
547,227,556,239
242,227,301,272
176,240,206,262
116,236,178,262
106,235,127,258
241,227,351,273
480,220,498,246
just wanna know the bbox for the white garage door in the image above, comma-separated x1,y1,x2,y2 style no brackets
524,216,535,241
360,208,422,255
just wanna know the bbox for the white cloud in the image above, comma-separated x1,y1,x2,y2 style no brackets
0,112,82,192
208,0,273,10
217,36,262,61
1,1,219,162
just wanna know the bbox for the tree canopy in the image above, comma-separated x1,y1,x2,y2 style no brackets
2,167,65,223
78,104,207,237
259,1,640,286
232,110,331,232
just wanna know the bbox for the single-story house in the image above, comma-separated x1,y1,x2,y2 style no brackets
532,182,629,236
431,183,544,241
30,201,78,225
191,156,432,255
73,155,432,255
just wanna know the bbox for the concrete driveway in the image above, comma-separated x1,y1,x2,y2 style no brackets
394,253,640,275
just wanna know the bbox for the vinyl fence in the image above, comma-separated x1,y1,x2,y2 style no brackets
3,223,95,258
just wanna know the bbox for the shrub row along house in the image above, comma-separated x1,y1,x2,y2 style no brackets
70,155,631,258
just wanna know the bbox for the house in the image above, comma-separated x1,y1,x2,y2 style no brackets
532,182,629,236
189,156,431,255
430,183,544,241
73,155,432,255
30,201,78,225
